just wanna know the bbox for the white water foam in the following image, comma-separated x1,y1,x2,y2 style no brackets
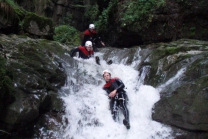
60,54,173,139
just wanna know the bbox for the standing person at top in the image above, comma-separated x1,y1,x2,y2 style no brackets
70,41,94,59
82,24,105,52
102,70,130,129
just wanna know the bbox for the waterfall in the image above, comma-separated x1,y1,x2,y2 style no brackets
54,47,172,139
55,48,174,139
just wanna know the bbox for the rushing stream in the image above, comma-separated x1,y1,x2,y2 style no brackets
50,48,186,139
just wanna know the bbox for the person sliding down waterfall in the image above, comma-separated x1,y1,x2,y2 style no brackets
70,41,94,59
70,41,99,65
70,41,112,65
102,70,130,129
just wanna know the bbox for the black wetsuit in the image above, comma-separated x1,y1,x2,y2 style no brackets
70,46,94,59
103,77,130,124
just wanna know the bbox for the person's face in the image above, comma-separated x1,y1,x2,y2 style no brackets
103,72,111,82
89,28,94,31
86,45,92,51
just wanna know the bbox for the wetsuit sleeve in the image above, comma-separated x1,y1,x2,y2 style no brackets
103,88,111,94
112,79,125,92
70,48,79,57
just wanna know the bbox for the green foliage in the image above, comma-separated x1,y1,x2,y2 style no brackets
189,26,196,37
119,0,164,31
0,0,25,24
4,0,25,16
90,0,164,32
95,0,118,32
54,25,81,45
84,4,99,24
61,14,73,25
23,12,54,33
166,47,180,55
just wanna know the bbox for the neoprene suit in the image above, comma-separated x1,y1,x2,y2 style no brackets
103,77,129,123
70,46,94,59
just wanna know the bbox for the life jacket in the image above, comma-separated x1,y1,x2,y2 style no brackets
78,46,94,57
83,29,97,37
103,77,119,88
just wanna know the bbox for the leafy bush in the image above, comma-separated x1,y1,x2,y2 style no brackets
90,0,164,32
84,4,99,24
95,0,117,32
53,25,81,46
119,0,164,31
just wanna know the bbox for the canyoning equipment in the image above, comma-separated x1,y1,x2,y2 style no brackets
103,69,111,76
95,56,100,65
89,24,95,29
85,41,92,47
107,60,112,65
103,77,130,128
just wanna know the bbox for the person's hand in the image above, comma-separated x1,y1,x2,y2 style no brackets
101,41,105,46
109,90,117,98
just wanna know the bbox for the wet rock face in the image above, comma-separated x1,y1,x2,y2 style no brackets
22,13,54,39
137,39,208,138
101,0,208,47
0,34,68,138
0,1,54,39
2,0,208,47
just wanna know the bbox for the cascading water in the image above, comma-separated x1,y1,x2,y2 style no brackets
51,47,183,139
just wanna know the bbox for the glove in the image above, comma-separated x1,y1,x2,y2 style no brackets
107,60,112,65
95,56,100,65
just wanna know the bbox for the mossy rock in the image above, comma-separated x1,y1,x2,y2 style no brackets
0,0,25,33
22,12,54,39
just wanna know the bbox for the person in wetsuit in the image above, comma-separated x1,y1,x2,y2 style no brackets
70,41,94,59
70,41,102,65
82,24,105,52
102,69,130,129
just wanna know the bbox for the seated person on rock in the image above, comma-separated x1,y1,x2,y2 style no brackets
82,24,105,52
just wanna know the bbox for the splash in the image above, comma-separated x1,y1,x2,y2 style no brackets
59,50,173,139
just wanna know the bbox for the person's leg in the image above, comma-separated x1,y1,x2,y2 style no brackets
118,93,130,129
110,99,119,122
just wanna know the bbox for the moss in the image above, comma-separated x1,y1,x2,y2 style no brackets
0,0,25,25
182,54,192,59
23,12,54,34
6,0,25,16
165,47,180,55
0,57,15,111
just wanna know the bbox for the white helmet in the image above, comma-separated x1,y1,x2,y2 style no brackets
103,69,111,76
85,41,92,47
89,24,95,29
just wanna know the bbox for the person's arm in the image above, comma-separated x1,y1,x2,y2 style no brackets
96,36,105,46
101,41,105,46
112,79,125,92
70,48,79,57
108,79,124,97
103,88,111,94
98,37,105,46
